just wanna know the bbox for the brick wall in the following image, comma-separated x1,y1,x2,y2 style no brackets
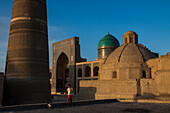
140,79,158,97
156,71,170,96
78,79,137,100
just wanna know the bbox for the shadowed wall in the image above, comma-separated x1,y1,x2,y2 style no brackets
0,73,4,106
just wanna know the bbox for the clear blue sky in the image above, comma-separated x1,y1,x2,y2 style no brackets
0,0,170,72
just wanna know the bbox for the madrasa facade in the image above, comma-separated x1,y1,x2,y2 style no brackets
51,30,170,100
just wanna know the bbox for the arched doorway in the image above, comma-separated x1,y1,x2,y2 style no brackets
56,52,69,92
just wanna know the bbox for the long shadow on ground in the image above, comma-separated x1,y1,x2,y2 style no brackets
0,99,119,112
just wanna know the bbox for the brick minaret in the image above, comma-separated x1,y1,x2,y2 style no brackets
3,0,51,105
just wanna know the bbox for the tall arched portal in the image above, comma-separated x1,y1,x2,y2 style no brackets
52,37,86,94
56,52,69,92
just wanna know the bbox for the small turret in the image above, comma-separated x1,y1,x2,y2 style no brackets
123,31,138,44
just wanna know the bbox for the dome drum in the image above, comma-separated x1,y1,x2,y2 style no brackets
100,65,151,80
98,46,117,59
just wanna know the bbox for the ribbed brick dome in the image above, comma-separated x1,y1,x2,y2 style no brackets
104,43,158,66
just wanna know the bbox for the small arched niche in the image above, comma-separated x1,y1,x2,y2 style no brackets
112,71,117,78
85,66,91,77
93,66,99,76
78,68,82,77
142,70,146,78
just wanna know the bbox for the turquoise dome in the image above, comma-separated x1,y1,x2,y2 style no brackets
98,33,120,48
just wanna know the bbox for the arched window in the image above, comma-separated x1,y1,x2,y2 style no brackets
93,66,99,76
112,71,117,78
78,68,82,77
125,38,127,43
142,71,146,78
129,36,133,43
85,66,91,77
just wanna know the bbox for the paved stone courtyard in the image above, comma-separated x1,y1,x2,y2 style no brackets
2,102,170,113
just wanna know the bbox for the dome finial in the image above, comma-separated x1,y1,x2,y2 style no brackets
108,32,109,34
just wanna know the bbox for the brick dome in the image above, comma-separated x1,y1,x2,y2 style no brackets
104,43,158,66
100,43,159,80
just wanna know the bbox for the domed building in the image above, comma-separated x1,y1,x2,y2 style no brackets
100,32,158,80
51,30,170,101
78,30,170,101
51,33,120,94
98,33,120,59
